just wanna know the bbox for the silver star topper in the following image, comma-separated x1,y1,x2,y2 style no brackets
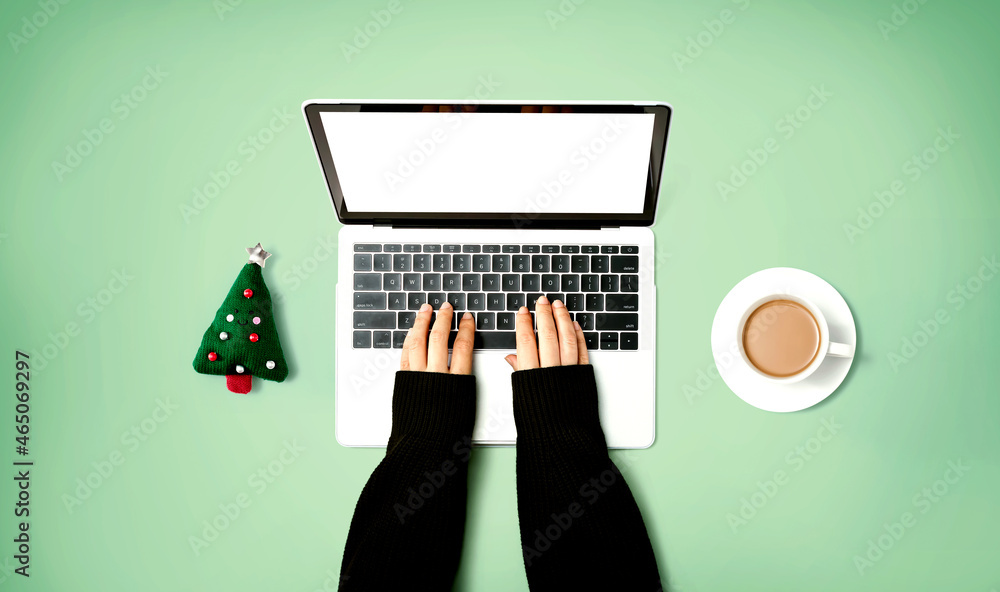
246,243,272,268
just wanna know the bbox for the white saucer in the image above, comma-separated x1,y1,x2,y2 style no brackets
710,268,857,412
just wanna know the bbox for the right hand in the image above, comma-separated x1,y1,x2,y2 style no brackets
504,296,589,371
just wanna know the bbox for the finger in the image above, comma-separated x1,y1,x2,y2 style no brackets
574,320,589,365
426,302,452,373
449,312,476,374
514,306,539,371
534,296,560,367
504,354,518,371
400,329,411,370
551,300,578,365
407,303,432,372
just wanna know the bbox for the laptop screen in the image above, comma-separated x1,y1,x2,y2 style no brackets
304,103,671,227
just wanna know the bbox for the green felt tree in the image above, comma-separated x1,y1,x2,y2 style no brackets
193,244,288,393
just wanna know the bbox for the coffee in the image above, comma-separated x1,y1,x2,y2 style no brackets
742,299,820,378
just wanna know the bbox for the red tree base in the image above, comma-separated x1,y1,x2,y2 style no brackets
227,374,252,394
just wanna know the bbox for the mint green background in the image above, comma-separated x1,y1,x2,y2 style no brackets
1,1,998,590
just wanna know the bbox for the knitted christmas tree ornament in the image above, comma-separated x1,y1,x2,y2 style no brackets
193,244,289,393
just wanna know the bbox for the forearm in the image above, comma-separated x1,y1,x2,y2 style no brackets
340,371,476,591
513,365,661,591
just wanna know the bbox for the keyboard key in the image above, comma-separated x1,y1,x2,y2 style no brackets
571,255,589,273
354,254,372,271
373,254,391,271
443,273,461,291
413,254,431,272
404,244,421,252
545,293,565,305
576,313,595,330
443,244,461,253
453,254,471,272
353,330,372,348
384,244,402,252
507,293,525,311
502,274,520,291
354,293,386,309
403,274,421,290
393,331,407,348
422,244,441,252
474,331,516,349
606,294,638,312
354,273,381,291
586,294,605,311
620,332,638,350
561,245,580,253
566,293,585,311
463,274,481,291
423,273,441,291
393,254,411,271
595,313,639,331
582,245,600,254
468,293,486,310
354,311,395,329
483,274,501,291
407,293,427,310
398,311,416,329
388,292,406,310
354,244,381,252
433,254,451,272
447,293,466,310
600,332,619,350
611,255,639,273
462,245,481,253
541,274,559,291
542,245,560,253
532,255,550,272
502,245,520,253
582,274,600,292
492,254,510,272
561,274,580,292
512,255,530,272
601,246,619,254
487,293,505,311
483,245,501,253
601,275,619,292
373,331,392,348
428,292,447,308
473,255,490,272
477,312,495,330
552,255,570,272
621,275,639,292
622,245,639,254
583,332,599,349
526,294,543,311
497,312,515,330
522,245,540,253
523,274,540,291
591,255,609,273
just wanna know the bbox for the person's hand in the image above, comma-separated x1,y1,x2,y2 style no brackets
400,302,476,374
504,296,589,370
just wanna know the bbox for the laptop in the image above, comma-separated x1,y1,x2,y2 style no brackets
302,100,672,448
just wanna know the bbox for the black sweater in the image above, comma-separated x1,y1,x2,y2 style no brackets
339,365,662,591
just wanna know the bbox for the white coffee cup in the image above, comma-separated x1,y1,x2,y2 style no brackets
736,294,853,384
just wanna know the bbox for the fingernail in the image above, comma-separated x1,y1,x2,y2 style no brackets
419,303,431,312
552,299,564,308
441,301,452,309
573,320,581,330
518,306,529,315
537,295,549,305
463,312,472,320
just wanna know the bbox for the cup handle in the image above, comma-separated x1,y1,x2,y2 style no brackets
828,341,854,358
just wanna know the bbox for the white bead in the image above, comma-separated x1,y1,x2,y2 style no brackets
219,332,229,340
226,314,234,322
266,360,275,370
235,365,245,374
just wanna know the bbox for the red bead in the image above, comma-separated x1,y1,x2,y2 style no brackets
244,289,253,298
249,333,259,342
207,352,218,361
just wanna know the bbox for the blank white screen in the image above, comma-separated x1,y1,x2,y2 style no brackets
320,111,655,214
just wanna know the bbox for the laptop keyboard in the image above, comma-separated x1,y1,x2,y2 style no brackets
352,243,640,350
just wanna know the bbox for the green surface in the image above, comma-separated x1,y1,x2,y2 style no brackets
1,1,998,590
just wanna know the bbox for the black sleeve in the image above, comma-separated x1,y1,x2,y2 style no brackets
340,371,476,592
512,364,662,591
